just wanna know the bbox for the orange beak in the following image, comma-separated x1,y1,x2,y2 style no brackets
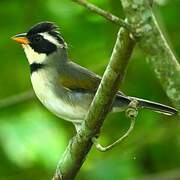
11,33,30,44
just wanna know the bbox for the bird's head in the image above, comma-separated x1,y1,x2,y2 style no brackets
12,22,67,64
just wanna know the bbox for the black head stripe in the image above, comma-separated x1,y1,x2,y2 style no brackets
27,22,58,36
26,22,66,55
29,34,57,55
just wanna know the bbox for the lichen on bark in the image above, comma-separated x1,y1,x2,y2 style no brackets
121,0,180,110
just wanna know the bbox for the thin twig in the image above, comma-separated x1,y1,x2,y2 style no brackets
0,90,34,109
92,117,136,152
93,99,138,152
72,0,132,32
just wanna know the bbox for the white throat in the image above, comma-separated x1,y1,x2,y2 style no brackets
22,44,46,64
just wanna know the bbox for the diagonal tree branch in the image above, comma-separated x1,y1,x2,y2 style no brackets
0,90,34,109
120,0,180,111
53,27,135,180
53,0,179,179
72,0,133,32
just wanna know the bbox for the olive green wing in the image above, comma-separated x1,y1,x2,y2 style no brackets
59,61,101,92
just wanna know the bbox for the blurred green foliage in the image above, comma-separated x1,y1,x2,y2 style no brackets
0,0,179,179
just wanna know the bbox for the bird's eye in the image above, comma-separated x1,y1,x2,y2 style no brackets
33,35,42,42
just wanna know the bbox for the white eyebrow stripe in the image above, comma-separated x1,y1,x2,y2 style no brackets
39,32,64,48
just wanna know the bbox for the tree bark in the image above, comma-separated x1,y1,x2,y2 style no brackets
121,0,180,111
52,0,179,179
53,27,135,180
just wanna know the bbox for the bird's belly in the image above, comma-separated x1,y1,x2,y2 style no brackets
31,72,86,122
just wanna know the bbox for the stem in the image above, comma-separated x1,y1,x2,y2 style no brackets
72,0,132,32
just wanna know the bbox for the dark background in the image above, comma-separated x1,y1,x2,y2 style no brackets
0,0,179,179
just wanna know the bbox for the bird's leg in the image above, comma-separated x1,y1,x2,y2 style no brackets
92,99,139,152
73,122,82,133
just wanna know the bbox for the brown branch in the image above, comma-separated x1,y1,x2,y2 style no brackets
53,27,135,179
72,0,132,32
51,1,136,179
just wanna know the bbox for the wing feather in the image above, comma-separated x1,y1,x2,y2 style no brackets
59,61,101,92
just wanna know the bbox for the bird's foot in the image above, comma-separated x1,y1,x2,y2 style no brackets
125,99,139,118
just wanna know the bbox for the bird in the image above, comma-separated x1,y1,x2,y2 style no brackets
12,22,177,132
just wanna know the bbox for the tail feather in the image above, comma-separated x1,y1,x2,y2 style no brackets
133,97,177,116
114,93,178,115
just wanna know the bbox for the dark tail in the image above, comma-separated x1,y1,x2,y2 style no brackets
133,97,178,115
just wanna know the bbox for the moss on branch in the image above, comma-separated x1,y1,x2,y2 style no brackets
121,0,180,110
